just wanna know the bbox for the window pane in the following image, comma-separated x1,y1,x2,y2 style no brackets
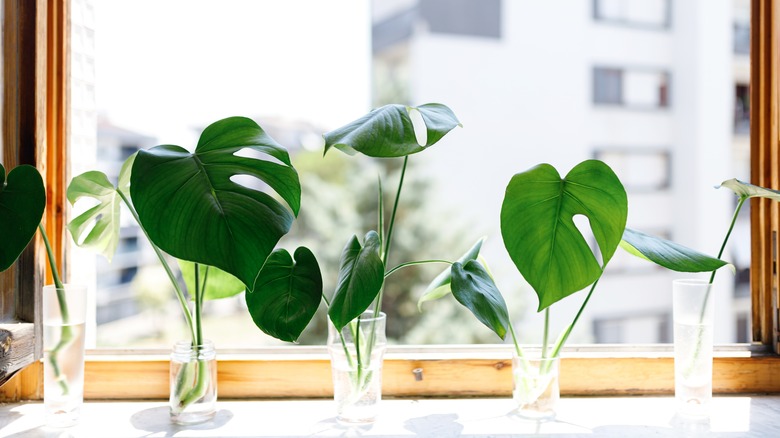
76,0,751,348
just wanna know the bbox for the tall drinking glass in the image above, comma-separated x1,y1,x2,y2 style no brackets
43,284,87,427
673,279,714,418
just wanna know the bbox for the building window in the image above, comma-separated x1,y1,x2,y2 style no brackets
735,83,750,135
593,0,671,29
593,67,670,108
734,22,750,55
594,148,671,191
419,0,502,39
594,312,672,343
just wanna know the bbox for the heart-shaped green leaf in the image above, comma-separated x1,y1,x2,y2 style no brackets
451,260,509,340
0,164,46,271
621,228,729,273
179,261,246,301
67,155,135,262
718,178,780,202
418,237,485,309
323,103,461,158
246,247,322,342
328,231,384,330
501,160,628,311
130,117,301,292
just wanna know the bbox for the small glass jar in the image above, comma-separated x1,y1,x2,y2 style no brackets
169,340,217,425
512,350,560,420
327,311,387,424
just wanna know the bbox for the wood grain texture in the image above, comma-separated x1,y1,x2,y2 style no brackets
750,0,780,353
66,353,780,401
0,323,35,385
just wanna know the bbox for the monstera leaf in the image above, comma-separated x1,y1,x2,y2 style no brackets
323,103,461,158
67,154,135,262
501,160,628,310
418,237,486,309
450,260,509,340
719,178,780,202
130,117,301,292
0,163,46,271
328,231,384,330
246,247,322,342
621,228,729,273
179,261,246,301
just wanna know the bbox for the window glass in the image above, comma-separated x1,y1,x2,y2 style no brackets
594,0,670,28
77,0,751,348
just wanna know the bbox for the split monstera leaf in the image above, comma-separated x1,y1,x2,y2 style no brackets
67,116,322,343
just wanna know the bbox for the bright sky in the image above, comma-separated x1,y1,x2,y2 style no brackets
94,0,371,145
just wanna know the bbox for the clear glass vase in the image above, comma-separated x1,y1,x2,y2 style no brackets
169,340,217,425
43,284,87,428
673,279,714,418
512,350,560,420
327,311,387,424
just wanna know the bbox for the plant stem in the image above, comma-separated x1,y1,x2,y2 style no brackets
38,224,72,395
550,278,600,359
374,155,409,318
118,190,196,342
542,308,550,359
682,197,746,379
384,259,453,278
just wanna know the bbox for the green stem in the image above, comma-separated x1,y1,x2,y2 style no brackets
542,308,550,359
384,259,453,278
118,190,196,343
38,224,72,395
550,278,600,359
374,156,409,318
685,197,747,372
508,321,523,357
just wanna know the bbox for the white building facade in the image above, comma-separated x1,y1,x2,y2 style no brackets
372,0,750,344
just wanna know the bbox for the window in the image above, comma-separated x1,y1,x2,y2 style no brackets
2,0,780,401
735,83,750,135
595,148,671,192
594,67,670,108
593,0,671,29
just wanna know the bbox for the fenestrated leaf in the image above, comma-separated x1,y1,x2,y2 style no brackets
621,228,729,273
246,247,322,342
130,117,301,293
328,231,384,330
67,153,135,262
501,160,628,311
179,261,246,301
418,237,485,310
719,178,780,202
0,164,46,272
450,260,509,340
323,103,461,158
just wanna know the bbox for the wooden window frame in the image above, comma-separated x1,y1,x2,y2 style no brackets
2,0,779,401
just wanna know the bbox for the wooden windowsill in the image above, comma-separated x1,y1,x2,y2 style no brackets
2,395,779,437
4,344,778,401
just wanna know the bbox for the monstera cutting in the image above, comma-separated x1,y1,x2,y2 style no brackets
1,162,81,414
67,116,322,423
320,103,506,422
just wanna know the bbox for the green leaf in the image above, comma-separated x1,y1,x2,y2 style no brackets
179,261,246,300
621,228,729,273
418,237,485,310
719,178,780,202
501,160,628,311
450,260,509,340
328,231,384,330
0,164,46,272
130,116,301,292
246,247,323,343
67,154,135,262
323,103,461,158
